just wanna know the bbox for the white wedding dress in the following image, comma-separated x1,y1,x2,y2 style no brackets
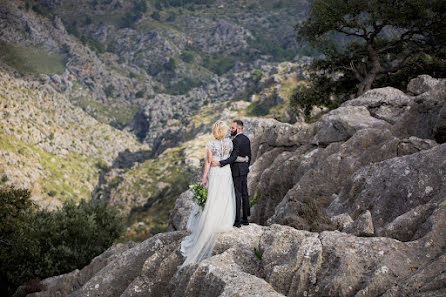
180,137,236,267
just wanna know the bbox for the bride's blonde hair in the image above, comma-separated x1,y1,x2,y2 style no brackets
212,120,228,140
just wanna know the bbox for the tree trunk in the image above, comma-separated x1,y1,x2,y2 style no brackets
356,73,376,96
356,43,381,96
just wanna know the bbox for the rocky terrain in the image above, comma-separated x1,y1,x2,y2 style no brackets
0,0,310,150
0,0,310,237
5,0,445,295
0,64,148,208
19,76,445,296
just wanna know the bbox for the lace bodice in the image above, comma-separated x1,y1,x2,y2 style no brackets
206,138,233,161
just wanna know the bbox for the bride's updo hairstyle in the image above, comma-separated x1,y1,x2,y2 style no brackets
212,120,228,140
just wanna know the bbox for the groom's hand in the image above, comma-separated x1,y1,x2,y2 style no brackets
210,161,220,167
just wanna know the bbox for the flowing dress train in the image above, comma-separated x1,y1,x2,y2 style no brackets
180,138,236,267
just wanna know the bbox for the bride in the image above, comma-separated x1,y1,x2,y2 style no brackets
180,120,247,267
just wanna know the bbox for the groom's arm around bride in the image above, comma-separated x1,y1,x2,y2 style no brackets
211,120,251,227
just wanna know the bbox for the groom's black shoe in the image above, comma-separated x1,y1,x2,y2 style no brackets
241,219,249,226
233,221,241,228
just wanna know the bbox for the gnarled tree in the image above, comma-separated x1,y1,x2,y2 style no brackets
294,0,446,108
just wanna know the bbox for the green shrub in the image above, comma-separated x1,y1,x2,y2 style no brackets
120,0,147,28
151,11,161,21
109,176,122,189
165,77,202,95
166,12,177,22
0,187,38,295
249,191,261,207
251,69,263,82
246,102,269,116
104,84,115,97
165,58,176,72
135,88,146,98
88,38,105,54
180,51,194,63
0,186,124,295
202,53,237,75
149,224,165,235
95,160,108,170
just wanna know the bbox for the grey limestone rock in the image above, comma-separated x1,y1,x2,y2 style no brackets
343,210,375,237
168,190,196,232
329,144,446,242
331,213,353,231
26,222,446,297
341,87,414,124
407,74,444,96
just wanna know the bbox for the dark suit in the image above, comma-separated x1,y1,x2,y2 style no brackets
219,133,251,224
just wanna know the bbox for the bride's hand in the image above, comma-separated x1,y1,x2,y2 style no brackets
201,176,207,187
245,156,249,162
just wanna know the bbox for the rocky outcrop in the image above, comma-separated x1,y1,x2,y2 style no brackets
15,75,446,296
169,77,444,227
239,76,445,234
26,222,446,297
328,143,446,242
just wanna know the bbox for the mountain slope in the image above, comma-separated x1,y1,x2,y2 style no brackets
0,65,148,208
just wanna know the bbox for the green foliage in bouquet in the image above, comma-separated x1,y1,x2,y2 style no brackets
189,182,208,211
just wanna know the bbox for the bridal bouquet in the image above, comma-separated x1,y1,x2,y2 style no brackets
189,182,208,211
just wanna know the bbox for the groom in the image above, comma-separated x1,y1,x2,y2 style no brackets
211,120,251,228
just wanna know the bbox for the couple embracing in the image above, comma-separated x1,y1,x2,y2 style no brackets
180,119,252,267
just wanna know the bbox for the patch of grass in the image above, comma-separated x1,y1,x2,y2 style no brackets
0,131,100,203
73,96,139,126
250,191,260,207
279,80,299,100
254,247,262,260
0,41,66,75
93,13,125,26
201,52,238,75
189,103,221,127
165,76,202,95
246,102,269,116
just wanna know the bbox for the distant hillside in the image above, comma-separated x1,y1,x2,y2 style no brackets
1,0,312,150
0,0,311,240
0,65,148,209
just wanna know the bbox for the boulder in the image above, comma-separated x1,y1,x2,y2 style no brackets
434,103,446,143
308,106,391,146
341,87,414,124
65,232,186,297
168,190,195,231
407,74,443,95
343,210,375,237
331,213,353,231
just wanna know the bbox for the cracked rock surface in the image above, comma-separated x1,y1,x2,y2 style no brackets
23,76,446,296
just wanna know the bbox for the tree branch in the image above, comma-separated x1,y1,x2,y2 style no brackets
337,28,365,38
342,61,364,81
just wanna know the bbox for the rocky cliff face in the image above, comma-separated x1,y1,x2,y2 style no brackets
21,75,446,296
